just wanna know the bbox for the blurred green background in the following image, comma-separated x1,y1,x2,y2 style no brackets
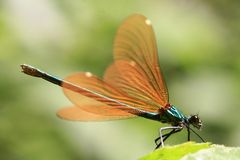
1,0,240,159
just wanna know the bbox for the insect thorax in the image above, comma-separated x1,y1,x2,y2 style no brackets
159,105,187,126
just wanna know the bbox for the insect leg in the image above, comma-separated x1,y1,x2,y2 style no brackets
155,129,175,148
155,128,182,149
155,129,174,145
158,126,183,148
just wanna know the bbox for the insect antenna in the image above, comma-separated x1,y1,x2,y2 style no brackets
187,126,205,142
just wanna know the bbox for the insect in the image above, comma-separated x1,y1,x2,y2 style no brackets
21,14,204,149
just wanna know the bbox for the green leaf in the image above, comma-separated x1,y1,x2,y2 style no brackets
181,144,240,160
139,142,210,160
140,142,240,160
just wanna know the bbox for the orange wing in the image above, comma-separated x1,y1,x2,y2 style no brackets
58,106,134,121
104,60,164,112
104,14,169,109
58,14,168,120
58,72,158,121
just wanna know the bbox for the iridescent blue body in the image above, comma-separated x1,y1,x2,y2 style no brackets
159,105,187,125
